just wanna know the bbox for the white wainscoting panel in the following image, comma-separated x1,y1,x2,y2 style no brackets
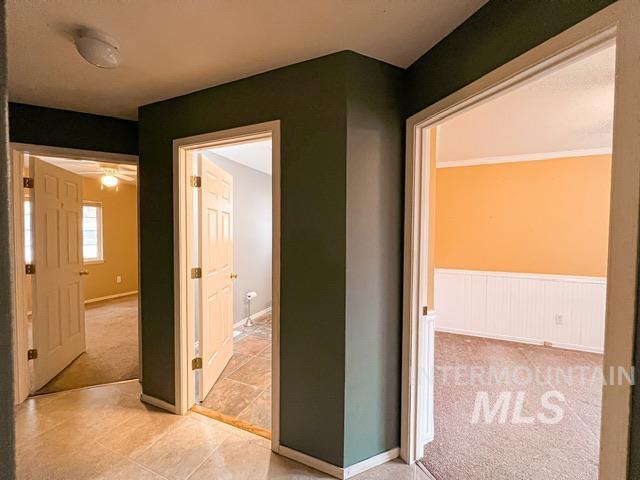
434,269,606,353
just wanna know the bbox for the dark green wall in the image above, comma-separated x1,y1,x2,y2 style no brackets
139,52,350,466
344,53,404,465
406,0,616,117
138,50,407,468
9,102,138,155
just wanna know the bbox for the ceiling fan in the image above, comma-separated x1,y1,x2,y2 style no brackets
80,162,137,189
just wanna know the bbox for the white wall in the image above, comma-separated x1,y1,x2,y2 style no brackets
204,152,272,324
434,268,606,353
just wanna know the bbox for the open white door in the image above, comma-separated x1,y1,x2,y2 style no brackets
31,157,86,391
416,309,436,459
198,153,234,398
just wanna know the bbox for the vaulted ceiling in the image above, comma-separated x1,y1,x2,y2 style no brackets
7,0,486,119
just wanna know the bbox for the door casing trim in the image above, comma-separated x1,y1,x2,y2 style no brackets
9,143,140,404
172,120,281,452
402,3,640,479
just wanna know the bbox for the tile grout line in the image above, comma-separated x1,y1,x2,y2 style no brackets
183,424,237,480
234,383,272,424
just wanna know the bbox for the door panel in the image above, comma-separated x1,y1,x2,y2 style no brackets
199,153,234,398
31,158,86,391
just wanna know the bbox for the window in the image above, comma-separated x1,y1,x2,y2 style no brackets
24,200,33,264
83,203,103,262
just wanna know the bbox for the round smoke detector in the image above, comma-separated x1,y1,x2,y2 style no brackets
74,28,121,69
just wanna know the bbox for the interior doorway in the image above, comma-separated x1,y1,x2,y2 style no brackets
10,144,140,403
173,121,280,446
420,40,614,479
402,3,640,479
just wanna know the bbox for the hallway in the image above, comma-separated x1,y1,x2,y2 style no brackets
16,381,426,479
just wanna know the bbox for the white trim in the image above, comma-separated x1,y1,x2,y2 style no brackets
10,143,138,165
402,4,639,478
173,121,281,453
416,462,437,480
343,448,400,478
435,327,604,354
10,143,140,404
436,268,606,284
436,147,612,168
140,393,177,414
84,290,138,304
11,150,29,404
278,446,344,479
234,306,272,329
278,445,399,480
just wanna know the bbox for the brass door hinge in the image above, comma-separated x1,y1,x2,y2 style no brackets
422,306,429,316
25,264,36,275
27,349,38,360
190,175,201,187
23,177,34,188
191,267,202,279
192,357,203,370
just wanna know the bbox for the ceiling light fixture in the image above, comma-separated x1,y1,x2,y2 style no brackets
101,168,119,188
75,28,121,69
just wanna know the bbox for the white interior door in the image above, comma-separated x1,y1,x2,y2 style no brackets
198,153,234,398
416,309,436,458
31,157,86,391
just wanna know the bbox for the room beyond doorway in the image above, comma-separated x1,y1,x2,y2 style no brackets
173,121,280,446
10,144,141,403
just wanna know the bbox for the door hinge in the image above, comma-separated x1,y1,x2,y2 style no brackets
23,177,34,188
192,357,203,370
191,267,202,279
422,305,429,316
27,349,38,360
190,175,201,188
25,264,36,275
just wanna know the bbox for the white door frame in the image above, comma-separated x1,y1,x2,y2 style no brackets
401,2,640,479
9,143,139,404
172,120,281,451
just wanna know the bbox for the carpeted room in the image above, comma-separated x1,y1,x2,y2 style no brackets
420,42,614,479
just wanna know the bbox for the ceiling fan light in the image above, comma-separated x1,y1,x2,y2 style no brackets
75,29,121,69
101,174,119,187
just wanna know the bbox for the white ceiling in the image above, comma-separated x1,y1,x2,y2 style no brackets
436,44,616,167
208,139,272,176
7,0,486,119
36,156,137,185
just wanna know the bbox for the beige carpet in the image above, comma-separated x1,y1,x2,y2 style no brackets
35,295,139,395
421,332,602,480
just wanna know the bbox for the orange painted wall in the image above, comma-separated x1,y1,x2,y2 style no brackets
434,155,611,277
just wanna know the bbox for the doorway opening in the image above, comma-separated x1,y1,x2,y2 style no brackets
174,121,280,446
423,41,614,479
10,145,140,403
403,4,640,479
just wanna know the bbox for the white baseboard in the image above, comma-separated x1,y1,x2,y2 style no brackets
343,447,400,478
85,290,138,304
435,325,604,354
140,393,177,414
233,306,272,329
278,445,399,479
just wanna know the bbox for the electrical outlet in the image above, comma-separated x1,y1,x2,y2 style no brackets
116,275,122,284
555,314,563,325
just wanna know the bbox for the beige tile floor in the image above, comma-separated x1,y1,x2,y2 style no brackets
201,314,272,430
15,380,426,479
